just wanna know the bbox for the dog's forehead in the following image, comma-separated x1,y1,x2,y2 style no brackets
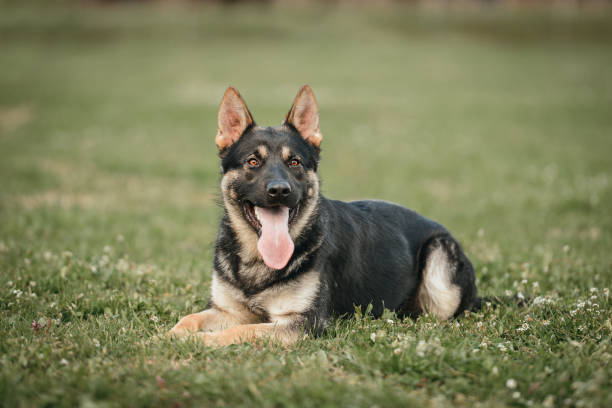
244,126,306,154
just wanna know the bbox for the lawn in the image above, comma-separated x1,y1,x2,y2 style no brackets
1,2,611,407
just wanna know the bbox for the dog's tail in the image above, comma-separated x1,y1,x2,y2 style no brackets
471,295,530,311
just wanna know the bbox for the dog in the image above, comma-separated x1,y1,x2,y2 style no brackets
169,85,478,346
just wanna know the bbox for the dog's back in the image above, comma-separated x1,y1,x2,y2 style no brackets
313,198,477,319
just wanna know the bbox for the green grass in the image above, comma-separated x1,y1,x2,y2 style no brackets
1,2,611,407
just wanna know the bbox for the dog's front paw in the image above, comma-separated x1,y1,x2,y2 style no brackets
167,325,197,339
166,330,217,347
168,313,205,337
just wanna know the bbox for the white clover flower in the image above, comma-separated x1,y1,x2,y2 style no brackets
117,259,129,273
370,333,376,343
506,378,517,389
517,323,529,332
416,340,427,357
513,391,521,399
543,395,555,408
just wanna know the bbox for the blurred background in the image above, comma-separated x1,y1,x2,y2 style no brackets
2,3,611,406
1,0,611,278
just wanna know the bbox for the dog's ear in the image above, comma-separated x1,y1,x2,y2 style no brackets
284,84,322,149
216,87,255,152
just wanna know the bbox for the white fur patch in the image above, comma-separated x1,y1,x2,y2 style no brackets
252,270,320,323
417,246,461,320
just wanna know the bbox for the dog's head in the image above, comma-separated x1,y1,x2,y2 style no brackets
216,85,321,270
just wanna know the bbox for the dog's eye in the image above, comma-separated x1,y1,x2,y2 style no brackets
247,158,260,167
288,158,300,167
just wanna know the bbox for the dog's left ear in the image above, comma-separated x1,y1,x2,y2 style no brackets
284,84,322,149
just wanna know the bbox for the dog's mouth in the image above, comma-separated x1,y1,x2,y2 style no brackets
242,201,299,232
242,202,299,270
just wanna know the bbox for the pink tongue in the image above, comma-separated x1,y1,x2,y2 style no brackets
255,206,294,270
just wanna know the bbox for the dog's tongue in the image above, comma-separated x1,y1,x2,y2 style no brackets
255,206,294,270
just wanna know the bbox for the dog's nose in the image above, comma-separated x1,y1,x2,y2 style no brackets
267,180,291,198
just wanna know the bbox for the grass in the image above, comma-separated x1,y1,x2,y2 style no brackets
1,2,611,407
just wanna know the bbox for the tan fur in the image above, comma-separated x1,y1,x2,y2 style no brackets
194,322,301,347
290,171,319,241
221,170,261,262
417,246,461,320
172,272,318,346
235,262,271,288
210,274,259,322
281,146,291,161
257,145,268,159
170,273,260,336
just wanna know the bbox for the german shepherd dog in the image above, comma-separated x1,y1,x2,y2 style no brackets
169,85,478,346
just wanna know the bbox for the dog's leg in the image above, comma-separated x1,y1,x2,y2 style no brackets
169,306,256,337
416,235,474,320
195,318,305,347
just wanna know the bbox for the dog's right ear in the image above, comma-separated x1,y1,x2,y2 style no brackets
216,87,255,152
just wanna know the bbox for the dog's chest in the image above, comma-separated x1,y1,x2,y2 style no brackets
211,270,320,323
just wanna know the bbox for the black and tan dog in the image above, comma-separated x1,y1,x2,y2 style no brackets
169,85,478,346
